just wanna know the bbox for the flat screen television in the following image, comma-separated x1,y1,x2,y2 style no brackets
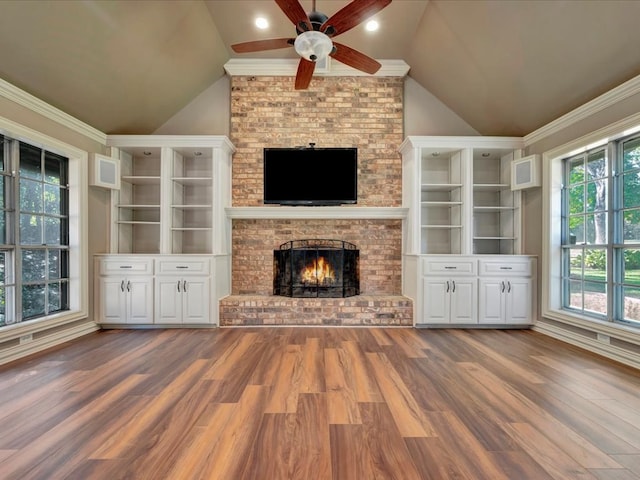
263,147,357,205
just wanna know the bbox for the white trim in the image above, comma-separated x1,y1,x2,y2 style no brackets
0,77,106,144
224,58,410,77
524,73,640,146
107,135,235,153
533,321,640,370
0,320,99,366
226,206,408,220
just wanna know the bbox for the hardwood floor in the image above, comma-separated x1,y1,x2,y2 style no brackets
1,327,639,479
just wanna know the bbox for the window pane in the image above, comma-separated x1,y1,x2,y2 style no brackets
569,185,584,214
623,249,640,285
22,249,46,282
568,279,583,309
48,250,68,280
0,176,4,210
45,217,62,245
44,151,66,185
0,211,5,245
0,287,4,326
585,213,607,244
623,137,640,172
48,283,61,311
623,171,640,209
0,135,4,170
19,143,42,180
569,216,584,244
584,281,607,316
623,209,640,243
567,249,583,278
623,286,640,323
0,251,4,284
44,184,61,214
584,249,607,278
586,180,607,213
22,283,45,319
586,150,607,180
20,179,43,213
20,214,42,244
568,157,584,185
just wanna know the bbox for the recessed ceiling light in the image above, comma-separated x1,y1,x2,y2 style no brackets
255,17,269,29
365,20,379,32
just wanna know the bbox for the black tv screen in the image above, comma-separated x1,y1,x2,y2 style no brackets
263,147,357,205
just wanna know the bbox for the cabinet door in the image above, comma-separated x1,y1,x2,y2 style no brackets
478,278,505,324
127,278,154,324
182,276,211,324
422,278,450,324
505,277,533,325
98,277,127,323
450,278,477,324
155,277,182,324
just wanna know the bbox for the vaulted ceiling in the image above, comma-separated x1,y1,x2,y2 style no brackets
1,0,639,137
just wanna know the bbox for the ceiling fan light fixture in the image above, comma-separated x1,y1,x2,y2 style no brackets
294,31,333,62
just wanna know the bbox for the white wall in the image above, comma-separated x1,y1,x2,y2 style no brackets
154,76,230,135
403,77,479,136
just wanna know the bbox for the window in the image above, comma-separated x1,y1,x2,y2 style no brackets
560,134,640,327
0,136,69,326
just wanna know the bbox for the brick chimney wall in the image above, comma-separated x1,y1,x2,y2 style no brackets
230,75,404,295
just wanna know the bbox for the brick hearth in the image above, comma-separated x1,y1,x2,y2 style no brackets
219,295,412,327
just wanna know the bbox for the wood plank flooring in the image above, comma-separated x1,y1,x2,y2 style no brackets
1,327,639,479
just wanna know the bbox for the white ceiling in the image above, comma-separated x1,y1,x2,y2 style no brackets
0,0,639,136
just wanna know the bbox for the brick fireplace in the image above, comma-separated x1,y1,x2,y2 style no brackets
219,74,412,326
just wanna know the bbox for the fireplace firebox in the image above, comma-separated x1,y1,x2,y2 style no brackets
273,239,360,298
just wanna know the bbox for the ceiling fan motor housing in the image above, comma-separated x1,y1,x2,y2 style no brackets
296,11,329,34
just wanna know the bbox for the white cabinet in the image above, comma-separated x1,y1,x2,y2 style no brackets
412,255,536,327
155,257,212,324
106,136,234,255
423,276,477,324
477,257,536,325
94,257,154,324
419,256,477,325
400,136,525,255
94,255,218,326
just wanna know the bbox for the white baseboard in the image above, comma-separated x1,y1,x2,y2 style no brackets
533,322,640,370
0,321,99,366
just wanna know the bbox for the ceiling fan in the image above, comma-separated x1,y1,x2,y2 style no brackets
231,0,392,90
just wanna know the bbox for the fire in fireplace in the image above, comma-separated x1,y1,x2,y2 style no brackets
273,239,360,298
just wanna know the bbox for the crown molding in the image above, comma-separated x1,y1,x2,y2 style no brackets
224,58,410,78
0,77,106,145
524,73,640,146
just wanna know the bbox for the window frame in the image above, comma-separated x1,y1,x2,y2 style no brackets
542,113,640,340
0,117,88,337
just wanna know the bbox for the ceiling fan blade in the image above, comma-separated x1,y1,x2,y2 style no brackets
330,42,381,74
321,0,391,37
295,58,316,90
231,38,294,53
275,0,312,31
